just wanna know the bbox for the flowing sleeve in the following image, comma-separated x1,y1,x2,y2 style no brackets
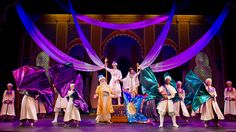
169,86,177,99
118,70,122,80
95,86,99,95
2,91,7,102
183,90,186,99
224,88,227,99
10,91,15,102
105,67,112,73
214,87,217,98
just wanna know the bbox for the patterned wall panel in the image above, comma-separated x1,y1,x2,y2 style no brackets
155,24,178,44
38,24,56,43
67,24,91,43
189,24,209,44
102,28,115,40
131,28,144,40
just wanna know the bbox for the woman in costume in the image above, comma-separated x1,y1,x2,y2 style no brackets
157,76,179,128
201,78,224,127
174,81,190,122
121,67,140,94
0,83,15,121
51,85,68,123
18,89,37,127
94,75,115,123
224,81,236,120
105,59,123,105
64,83,81,127
123,91,148,123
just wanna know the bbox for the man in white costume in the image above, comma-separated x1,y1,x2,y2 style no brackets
201,78,224,127
105,60,122,105
157,76,179,128
64,83,81,127
224,81,236,120
18,89,37,127
0,83,15,121
52,85,68,123
121,67,140,95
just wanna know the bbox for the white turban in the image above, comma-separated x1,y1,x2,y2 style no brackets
112,61,118,66
164,76,171,81
177,81,182,85
98,75,106,82
205,78,212,83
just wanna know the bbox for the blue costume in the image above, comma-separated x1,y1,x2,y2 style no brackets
123,92,148,123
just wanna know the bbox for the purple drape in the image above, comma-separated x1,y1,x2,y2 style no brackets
48,63,77,97
12,65,54,113
16,4,103,72
12,65,52,95
76,15,168,30
150,7,228,72
139,4,175,69
48,63,88,112
70,2,105,68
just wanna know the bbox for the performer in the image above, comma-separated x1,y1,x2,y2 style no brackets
18,89,37,127
224,81,236,120
174,81,190,122
123,91,148,123
139,68,159,124
51,85,68,123
0,83,15,121
94,75,115,123
121,67,140,94
157,76,179,128
35,96,46,119
105,59,122,105
64,83,81,127
201,78,224,127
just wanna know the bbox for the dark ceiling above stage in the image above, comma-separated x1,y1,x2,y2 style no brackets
3,0,234,15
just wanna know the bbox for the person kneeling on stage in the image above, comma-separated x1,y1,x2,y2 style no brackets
52,84,68,123
201,78,224,128
63,83,81,127
157,76,179,128
94,75,116,124
18,89,38,127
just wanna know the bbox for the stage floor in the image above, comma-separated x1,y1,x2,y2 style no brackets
0,115,235,132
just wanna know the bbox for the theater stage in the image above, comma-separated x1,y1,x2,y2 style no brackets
0,115,235,132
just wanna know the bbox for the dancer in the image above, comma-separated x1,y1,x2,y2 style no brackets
64,83,81,127
201,78,224,127
18,89,37,127
121,67,140,94
94,75,115,123
157,76,179,128
139,67,159,123
123,91,148,123
51,85,68,123
224,81,236,120
105,59,122,105
0,83,15,121
174,81,190,122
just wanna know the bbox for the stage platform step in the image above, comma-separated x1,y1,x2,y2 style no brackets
111,104,128,123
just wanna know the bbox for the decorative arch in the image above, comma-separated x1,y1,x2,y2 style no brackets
66,38,82,52
102,30,144,57
164,38,178,53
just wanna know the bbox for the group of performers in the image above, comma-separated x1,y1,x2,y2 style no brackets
0,61,236,129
